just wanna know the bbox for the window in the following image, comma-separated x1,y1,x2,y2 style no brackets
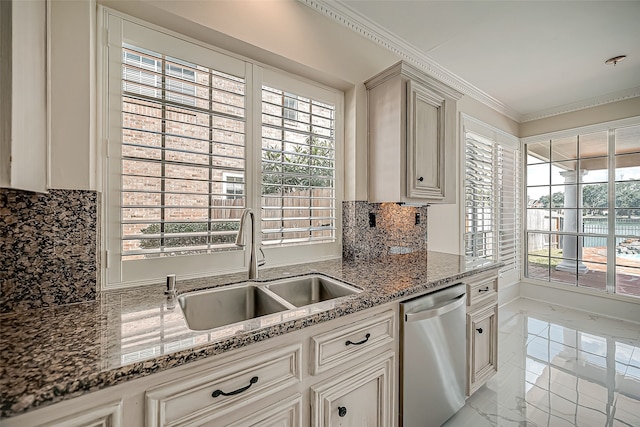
104,12,342,287
523,119,640,298
463,115,521,285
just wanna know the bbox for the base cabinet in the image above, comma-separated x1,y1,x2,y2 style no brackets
310,352,394,427
465,271,499,396
1,305,397,427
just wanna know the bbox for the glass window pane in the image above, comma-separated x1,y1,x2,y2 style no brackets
579,158,608,183
558,235,577,260
528,255,550,281
551,161,578,185
615,211,640,236
528,141,550,164
527,186,549,208
616,239,640,266
528,163,550,186
550,258,577,285
528,209,550,231
616,181,640,208
615,265,640,298
551,184,574,208
579,131,608,158
615,125,640,154
528,233,550,254
615,153,640,181
582,213,608,238
581,183,608,209
552,136,577,161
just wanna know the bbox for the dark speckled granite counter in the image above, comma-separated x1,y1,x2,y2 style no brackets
0,251,500,419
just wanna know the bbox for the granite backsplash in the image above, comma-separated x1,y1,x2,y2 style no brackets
0,189,99,314
343,201,428,260
0,193,426,314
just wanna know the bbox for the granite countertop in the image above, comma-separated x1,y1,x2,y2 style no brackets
0,250,500,419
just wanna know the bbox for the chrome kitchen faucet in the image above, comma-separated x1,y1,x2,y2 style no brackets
235,208,266,279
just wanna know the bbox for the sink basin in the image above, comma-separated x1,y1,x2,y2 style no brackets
178,284,291,331
264,274,362,307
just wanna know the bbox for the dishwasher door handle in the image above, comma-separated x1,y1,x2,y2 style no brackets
404,293,466,322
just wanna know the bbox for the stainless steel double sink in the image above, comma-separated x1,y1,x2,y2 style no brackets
178,275,362,331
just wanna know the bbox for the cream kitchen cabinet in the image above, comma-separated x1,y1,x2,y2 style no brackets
309,309,396,426
465,271,499,396
2,304,397,427
365,61,462,204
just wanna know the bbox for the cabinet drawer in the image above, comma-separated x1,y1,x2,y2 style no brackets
310,310,395,375
145,344,301,427
466,275,497,308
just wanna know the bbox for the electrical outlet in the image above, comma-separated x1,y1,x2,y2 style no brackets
369,212,376,228
415,212,421,225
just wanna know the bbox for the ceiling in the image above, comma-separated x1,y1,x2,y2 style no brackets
323,1,640,122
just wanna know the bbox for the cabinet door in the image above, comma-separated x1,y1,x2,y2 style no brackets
407,80,444,200
311,352,395,427
467,304,498,395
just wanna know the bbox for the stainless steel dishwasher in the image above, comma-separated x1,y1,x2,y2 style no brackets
400,283,467,427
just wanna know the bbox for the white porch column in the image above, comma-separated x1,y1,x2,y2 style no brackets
556,170,588,274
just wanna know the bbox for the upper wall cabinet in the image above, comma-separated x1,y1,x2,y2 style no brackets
365,61,461,204
0,0,48,193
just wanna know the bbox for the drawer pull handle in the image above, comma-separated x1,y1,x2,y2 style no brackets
338,406,347,417
478,287,489,293
476,328,483,334
211,376,258,398
345,333,371,346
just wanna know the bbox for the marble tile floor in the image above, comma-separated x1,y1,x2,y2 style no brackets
444,298,640,427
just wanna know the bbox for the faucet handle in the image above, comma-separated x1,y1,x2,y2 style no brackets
258,247,266,267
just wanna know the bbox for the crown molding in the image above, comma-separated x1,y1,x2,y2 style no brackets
299,0,523,123
299,0,640,124
520,87,640,123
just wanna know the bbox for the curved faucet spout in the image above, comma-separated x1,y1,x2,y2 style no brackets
236,208,264,279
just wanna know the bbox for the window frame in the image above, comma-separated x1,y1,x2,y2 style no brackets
521,116,640,299
100,8,343,288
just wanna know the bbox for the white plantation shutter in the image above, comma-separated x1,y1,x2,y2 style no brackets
120,44,246,259
260,85,336,246
465,131,495,260
105,13,343,287
497,141,521,276
464,116,521,280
